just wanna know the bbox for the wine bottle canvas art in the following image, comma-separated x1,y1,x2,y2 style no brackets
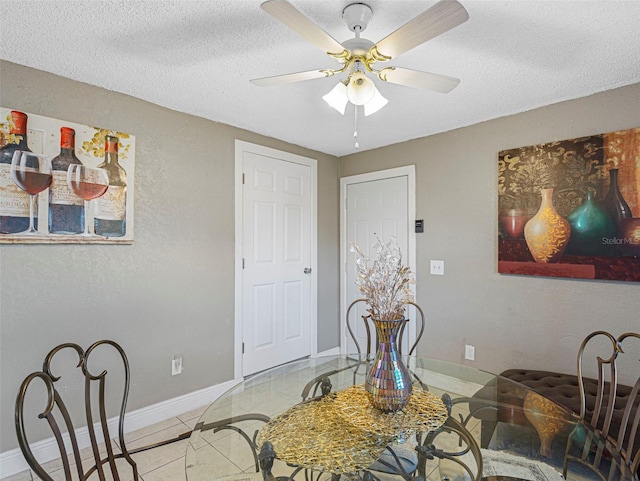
0,108,135,244
498,127,640,282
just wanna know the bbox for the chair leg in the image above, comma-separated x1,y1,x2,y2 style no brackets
259,441,277,481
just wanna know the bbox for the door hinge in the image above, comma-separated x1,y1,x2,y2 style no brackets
242,258,245,269
242,342,245,354
242,173,245,184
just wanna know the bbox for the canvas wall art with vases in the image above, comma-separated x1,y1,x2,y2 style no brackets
498,127,640,282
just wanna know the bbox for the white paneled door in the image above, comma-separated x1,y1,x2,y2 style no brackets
343,170,414,356
240,148,312,377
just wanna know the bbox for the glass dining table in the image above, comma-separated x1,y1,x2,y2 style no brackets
185,354,606,481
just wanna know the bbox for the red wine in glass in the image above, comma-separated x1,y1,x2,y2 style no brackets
12,171,53,195
70,181,109,201
67,165,109,236
10,151,52,234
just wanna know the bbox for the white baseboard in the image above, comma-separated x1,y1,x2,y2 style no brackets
315,346,340,357
0,378,241,478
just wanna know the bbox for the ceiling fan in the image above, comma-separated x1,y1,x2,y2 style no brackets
251,0,470,118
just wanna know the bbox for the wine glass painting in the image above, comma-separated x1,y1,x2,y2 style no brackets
67,165,109,237
10,151,52,235
0,108,135,244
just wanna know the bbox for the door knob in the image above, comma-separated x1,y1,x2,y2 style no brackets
304,267,312,274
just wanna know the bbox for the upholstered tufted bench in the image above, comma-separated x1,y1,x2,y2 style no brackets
470,369,639,461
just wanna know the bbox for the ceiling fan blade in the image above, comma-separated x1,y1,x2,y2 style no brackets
372,0,469,60
261,0,347,58
379,67,460,93
250,69,333,87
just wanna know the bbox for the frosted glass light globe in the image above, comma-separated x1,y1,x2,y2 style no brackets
347,71,375,105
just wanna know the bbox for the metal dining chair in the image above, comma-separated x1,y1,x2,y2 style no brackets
563,331,640,481
15,340,192,481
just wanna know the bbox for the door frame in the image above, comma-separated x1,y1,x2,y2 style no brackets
339,165,417,354
234,140,318,380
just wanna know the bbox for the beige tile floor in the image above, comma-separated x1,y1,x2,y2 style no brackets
1,404,207,481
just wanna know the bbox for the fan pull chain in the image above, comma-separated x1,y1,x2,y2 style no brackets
354,106,359,149
352,25,362,151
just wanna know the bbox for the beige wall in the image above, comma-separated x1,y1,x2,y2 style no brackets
0,61,340,451
341,82,640,377
1,58,639,455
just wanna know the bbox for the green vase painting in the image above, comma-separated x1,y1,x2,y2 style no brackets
566,192,616,256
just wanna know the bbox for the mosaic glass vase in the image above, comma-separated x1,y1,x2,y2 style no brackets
365,317,412,413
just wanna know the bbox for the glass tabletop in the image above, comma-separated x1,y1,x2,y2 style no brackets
185,355,607,481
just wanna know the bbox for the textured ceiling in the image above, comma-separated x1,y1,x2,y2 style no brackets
2,0,640,157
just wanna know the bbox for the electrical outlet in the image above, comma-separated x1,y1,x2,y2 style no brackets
172,355,183,376
465,344,475,361
430,260,444,276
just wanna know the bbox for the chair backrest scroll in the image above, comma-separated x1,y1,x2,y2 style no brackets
569,330,640,481
15,340,138,481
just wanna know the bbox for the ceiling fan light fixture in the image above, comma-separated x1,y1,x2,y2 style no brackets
322,81,349,114
254,0,470,150
364,87,388,116
347,71,375,105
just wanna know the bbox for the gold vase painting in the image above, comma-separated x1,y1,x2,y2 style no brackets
523,188,571,263
498,127,640,282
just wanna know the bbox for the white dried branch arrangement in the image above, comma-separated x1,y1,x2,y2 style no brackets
351,237,415,321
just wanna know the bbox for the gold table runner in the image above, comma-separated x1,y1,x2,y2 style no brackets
257,385,447,475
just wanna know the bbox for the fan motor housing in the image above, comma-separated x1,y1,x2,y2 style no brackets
342,37,374,56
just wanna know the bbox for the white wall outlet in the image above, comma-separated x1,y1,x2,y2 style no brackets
465,344,475,361
172,355,183,376
430,260,445,276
